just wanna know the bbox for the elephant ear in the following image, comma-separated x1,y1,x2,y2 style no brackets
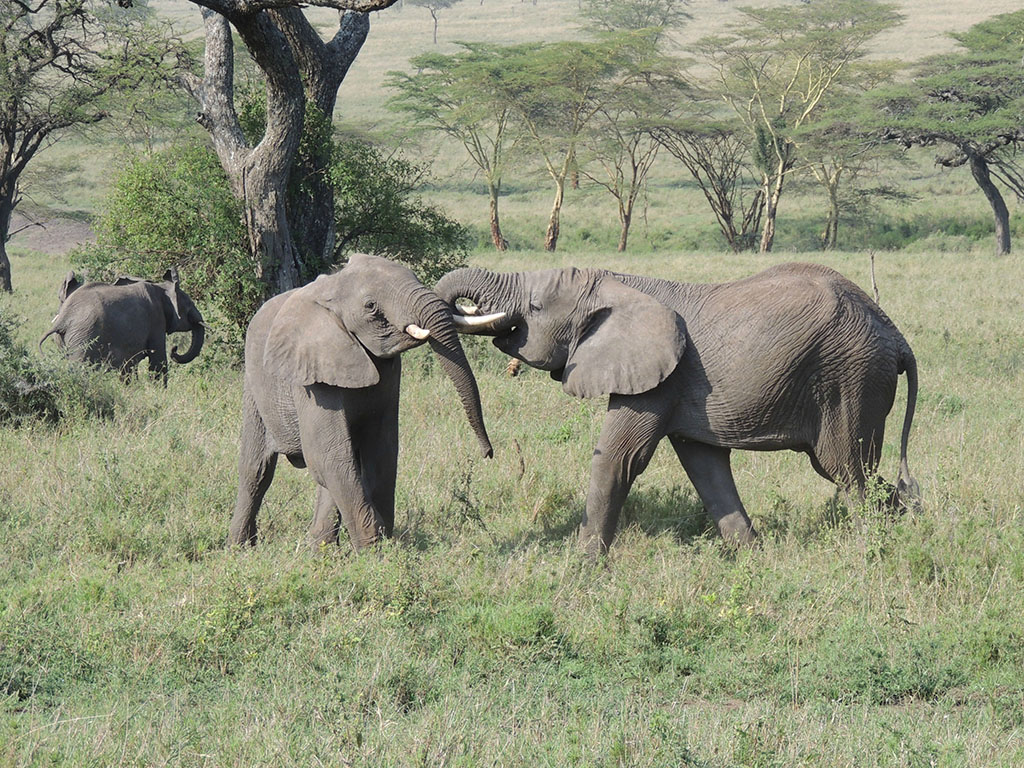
562,276,687,398
263,285,379,389
58,271,80,304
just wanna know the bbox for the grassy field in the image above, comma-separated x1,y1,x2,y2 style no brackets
3,0,1024,765
3,244,1023,766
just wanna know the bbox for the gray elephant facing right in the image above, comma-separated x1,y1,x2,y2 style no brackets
39,269,205,384
438,261,919,553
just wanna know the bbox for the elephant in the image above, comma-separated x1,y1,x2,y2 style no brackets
228,253,502,551
436,261,919,553
39,269,205,383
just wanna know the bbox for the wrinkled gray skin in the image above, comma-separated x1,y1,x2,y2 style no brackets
229,253,494,551
436,262,919,554
39,269,205,384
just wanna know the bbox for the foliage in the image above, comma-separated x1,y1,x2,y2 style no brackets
579,0,692,42
387,43,516,251
867,10,1024,254
0,0,184,291
330,140,469,284
74,142,258,357
693,0,904,251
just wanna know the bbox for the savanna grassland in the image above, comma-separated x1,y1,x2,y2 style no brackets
3,1,1024,766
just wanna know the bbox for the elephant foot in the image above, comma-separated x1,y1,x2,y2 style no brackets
715,511,757,547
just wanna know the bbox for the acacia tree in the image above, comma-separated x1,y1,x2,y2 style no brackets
409,0,461,45
497,38,634,251
0,0,180,292
651,118,763,252
869,10,1024,255
579,33,683,252
694,0,902,252
387,43,515,251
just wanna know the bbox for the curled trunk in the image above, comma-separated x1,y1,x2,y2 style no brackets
434,268,521,334
171,308,206,364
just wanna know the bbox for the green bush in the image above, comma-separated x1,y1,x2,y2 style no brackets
73,142,259,358
330,139,469,284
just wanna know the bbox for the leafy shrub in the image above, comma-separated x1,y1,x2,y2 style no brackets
74,141,258,359
0,303,120,426
330,139,469,284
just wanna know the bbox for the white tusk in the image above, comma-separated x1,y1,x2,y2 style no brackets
456,302,480,315
405,324,431,340
451,311,507,333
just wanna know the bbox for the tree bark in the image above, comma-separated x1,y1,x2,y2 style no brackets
759,162,786,253
969,152,1011,256
544,177,565,252
275,10,369,275
183,4,387,297
617,205,631,253
0,188,14,293
487,181,508,251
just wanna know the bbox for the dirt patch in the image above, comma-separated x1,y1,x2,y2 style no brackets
8,212,95,256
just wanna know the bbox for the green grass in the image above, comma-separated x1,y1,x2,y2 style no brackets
2,246,1023,766
3,2,1024,764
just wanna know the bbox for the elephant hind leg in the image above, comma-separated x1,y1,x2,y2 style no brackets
669,438,756,546
810,413,892,510
228,396,279,546
308,485,341,549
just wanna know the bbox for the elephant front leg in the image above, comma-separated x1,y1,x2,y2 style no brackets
579,399,666,555
668,438,756,546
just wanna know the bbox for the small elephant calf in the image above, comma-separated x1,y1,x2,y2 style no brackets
39,270,205,384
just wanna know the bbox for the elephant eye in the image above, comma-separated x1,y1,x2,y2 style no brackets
363,298,379,313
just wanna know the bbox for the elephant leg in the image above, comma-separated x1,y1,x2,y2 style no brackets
579,398,667,555
307,485,341,548
815,397,888,505
668,438,756,545
358,386,400,538
228,395,278,546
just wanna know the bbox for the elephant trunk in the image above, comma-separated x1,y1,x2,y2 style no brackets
434,268,522,335
412,290,494,458
170,307,205,364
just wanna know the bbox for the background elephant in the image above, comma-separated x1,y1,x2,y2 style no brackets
39,269,205,383
436,261,919,553
228,253,499,551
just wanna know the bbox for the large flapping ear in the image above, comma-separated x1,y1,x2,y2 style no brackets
562,275,687,398
263,284,379,389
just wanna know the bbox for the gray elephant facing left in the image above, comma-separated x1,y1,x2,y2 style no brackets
39,269,205,383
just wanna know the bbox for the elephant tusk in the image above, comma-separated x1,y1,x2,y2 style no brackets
451,311,507,333
405,324,431,340
455,302,479,315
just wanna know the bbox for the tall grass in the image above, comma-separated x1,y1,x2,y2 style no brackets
2,245,1023,766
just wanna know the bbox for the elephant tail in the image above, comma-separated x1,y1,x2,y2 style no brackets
895,345,920,510
38,324,63,351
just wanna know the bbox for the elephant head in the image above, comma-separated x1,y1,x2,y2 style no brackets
435,266,687,398
157,269,206,364
264,253,497,457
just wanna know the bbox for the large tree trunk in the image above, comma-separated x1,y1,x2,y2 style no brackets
969,152,1011,256
275,10,369,276
184,7,372,298
821,183,839,250
759,166,786,253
